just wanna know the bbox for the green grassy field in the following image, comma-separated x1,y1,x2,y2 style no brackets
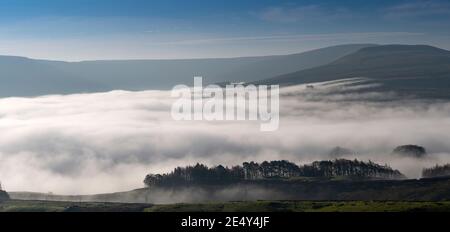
1,200,450,212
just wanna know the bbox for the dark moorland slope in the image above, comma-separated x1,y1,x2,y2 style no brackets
256,45,450,98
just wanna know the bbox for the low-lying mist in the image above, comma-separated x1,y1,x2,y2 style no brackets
1,79,449,194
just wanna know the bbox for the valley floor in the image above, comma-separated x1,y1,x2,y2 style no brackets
1,200,450,212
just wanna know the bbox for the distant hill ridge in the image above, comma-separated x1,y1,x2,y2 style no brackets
255,44,450,98
0,44,374,97
2,43,450,98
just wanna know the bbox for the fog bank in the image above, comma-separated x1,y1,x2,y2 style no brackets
1,80,449,194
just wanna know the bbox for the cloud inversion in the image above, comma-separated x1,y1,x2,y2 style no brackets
0,81,449,194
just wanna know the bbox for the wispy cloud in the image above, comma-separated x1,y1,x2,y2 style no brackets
152,32,424,45
0,31,426,61
384,0,450,19
255,5,352,23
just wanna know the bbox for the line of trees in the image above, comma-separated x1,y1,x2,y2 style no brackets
144,159,405,187
309,159,404,179
144,163,245,187
422,164,450,178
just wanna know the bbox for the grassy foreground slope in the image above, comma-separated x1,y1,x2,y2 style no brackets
1,200,450,212
146,201,450,212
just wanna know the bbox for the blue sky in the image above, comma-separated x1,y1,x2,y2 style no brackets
1,0,450,60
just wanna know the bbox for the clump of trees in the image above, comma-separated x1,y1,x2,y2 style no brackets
144,159,405,187
422,164,450,178
392,145,427,158
144,163,245,187
307,159,404,179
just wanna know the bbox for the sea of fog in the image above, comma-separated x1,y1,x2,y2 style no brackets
1,80,450,194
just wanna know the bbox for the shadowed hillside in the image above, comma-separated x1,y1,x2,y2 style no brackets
256,45,450,98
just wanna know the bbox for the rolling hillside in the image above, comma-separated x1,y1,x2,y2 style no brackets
0,44,373,97
256,45,450,98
